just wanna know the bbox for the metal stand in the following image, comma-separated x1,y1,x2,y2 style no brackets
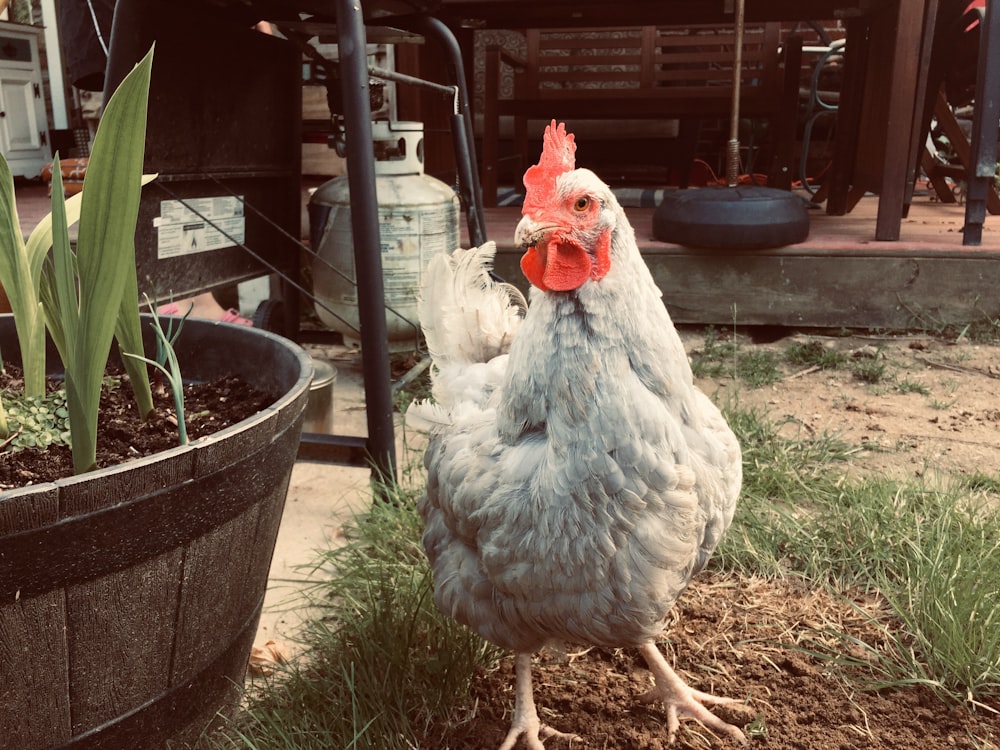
298,3,488,479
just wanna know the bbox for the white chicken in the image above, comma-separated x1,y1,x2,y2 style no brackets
408,121,746,748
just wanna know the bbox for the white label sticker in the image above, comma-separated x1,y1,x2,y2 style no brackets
154,196,246,258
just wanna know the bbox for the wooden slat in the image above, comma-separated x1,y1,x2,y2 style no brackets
655,50,762,64
513,25,781,98
0,592,73,744
537,52,645,64
537,29,644,41
639,25,656,88
652,69,759,84
57,450,195,735
172,508,262,685
492,247,1000,328
65,552,184,733
537,36,645,49
0,485,73,747
536,73,644,86
172,418,297,686
524,28,541,91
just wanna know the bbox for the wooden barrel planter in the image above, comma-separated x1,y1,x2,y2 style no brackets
0,315,313,748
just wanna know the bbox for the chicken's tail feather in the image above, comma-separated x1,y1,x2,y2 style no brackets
419,241,526,367
404,398,452,432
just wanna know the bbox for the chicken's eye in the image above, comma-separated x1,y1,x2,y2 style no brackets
573,196,590,212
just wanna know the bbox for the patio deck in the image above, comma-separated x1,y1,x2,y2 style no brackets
16,180,999,332
472,191,1000,330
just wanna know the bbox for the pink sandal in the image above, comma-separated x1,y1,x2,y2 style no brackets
157,303,253,326
156,302,187,316
220,308,253,326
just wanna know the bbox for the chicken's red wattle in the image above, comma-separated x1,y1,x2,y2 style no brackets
521,240,592,291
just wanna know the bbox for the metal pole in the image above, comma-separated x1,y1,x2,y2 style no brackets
391,14,488,247
334,0,397,486
428,15,489,248
726,0,746,187
963,0,1000,245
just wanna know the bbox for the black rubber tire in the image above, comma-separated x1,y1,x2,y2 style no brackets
252,299,285,333
652,185,810,249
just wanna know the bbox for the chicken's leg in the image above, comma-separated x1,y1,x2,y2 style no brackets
498,652,580,750
637,642,748,746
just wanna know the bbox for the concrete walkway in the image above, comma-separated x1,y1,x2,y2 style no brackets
252,342,423,658
254,343,372,646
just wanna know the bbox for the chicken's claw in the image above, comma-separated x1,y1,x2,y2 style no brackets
638,642,749,746
498,721,580,750
499,653,581,749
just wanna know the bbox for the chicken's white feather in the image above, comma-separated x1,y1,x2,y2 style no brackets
407,242,525,434
419,242,526,369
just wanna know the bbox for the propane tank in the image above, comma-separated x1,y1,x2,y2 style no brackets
309,121,460,350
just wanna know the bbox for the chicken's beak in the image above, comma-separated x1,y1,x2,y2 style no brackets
514,216,558,249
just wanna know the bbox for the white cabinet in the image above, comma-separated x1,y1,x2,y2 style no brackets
0,22,50,178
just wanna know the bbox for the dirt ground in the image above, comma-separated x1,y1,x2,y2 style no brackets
694,329,1000,483
427,330,1000,750
436,574,999,750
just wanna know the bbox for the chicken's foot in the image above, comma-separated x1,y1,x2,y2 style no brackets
637,642,749,746
498,652,580,750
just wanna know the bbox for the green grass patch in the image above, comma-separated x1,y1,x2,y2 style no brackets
934,315,1000,345
850,355,889,384
689,328,781,387
894,377,930,396
717,404,1000,706
784,340,848,370
957,473,1000,496
866,505,1000,703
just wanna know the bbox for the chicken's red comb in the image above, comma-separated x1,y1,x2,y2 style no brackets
522,120,576,214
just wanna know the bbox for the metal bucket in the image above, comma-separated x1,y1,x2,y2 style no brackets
303,358,337,434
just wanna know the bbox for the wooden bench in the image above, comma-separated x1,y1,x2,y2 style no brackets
481,24,802,205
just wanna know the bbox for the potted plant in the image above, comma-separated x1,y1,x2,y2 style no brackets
0,49,313,747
